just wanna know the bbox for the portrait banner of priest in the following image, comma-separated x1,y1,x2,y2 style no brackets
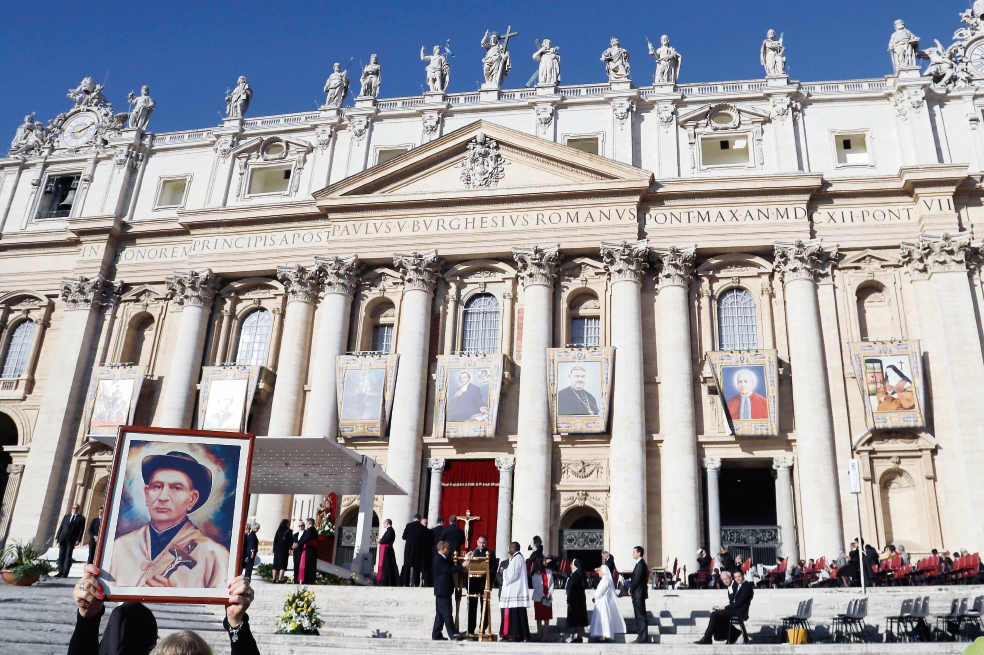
94,426,254,603
83,366,147,437
434,354,504,438
336,354,400,436
547,348,614,434
707,350,779,436
197,366,262,432
848,340,925,430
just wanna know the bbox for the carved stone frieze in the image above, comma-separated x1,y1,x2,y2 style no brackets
60,275,107,311
899,232,974,280
314,126,334,152
891,88,924,121
657,104,676,132
349,116,371,143
165,269,220,308
773,239,839,284
393,250,442,292
277,264,322,303
559,490,609,521
611,98,634,130
421,111,443,138
600,240,649,283
459,132,506,189
535,104,554,134
214,135,237,160
513,245,562,287
651,245,696,288
561,460,607,481
315,255,363,296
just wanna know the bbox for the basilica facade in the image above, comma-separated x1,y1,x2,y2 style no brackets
3,9,984,573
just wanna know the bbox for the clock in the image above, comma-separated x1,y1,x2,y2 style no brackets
60,112,99,148
970,41,984,78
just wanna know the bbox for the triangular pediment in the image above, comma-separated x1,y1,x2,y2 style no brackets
839,249,900,270
314,120,651,209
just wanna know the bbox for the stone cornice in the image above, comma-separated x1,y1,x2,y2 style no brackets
276,264,322,303
773,239,839,284
165,269,220,307
315,255,363,296
899,232,975,280
393,250,442,292
651,245,696,288
600,239,648,283
512,244,562,287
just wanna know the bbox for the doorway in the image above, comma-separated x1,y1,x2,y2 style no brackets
0,412,18,547
560,507,605,570
717,464,780,564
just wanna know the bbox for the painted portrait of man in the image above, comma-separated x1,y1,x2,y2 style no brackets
446,369,489,422
202,378,248,431
90,379,134,429
340,368,385,421
724,366,769,420
557,363,600,415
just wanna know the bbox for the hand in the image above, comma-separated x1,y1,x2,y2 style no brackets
144,574,174,587
73,564,104,618
227,575,253,628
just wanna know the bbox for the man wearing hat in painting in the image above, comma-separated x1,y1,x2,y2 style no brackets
109,450,230,588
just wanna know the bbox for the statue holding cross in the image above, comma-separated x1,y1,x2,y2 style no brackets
481,26,518,89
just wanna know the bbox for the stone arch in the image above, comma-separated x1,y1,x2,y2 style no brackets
0,405,30,447
559,505,606,570
360,296,397,352
856,280,896,341
120,311,156,367
878,467,926,551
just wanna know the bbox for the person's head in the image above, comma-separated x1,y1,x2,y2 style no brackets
542,39,552,48
697,549,705,558
807,558,814,565
297,521,305,530
735,369,757,397
413,513,421,521
458,371,471,386
568,366,588,390
436,516,444,526
370,54,378,64
71,503,80,515
237,75,247,85
278,519,289,532
98,506,104,518
532,535,542,546
633,546,644,560
306,518,315,528
333,62,341,72
421,517,428,526
141,85,150,96
661,34,670,46
571,558,581,571
251,522,260,533
150,629,212,655
383,519,392,528
104,602,159,655
898,545,906,553
888,545,896,553
601,550,611,562
850,540,858,549
735,555,743,564
610,37,620,47
433,45,441,55
437,540,449,556
734,570,745,585
767,29,776,39
448,515,457,524
895,19,906,31
932,549,939,555
508,541,520,556
720,571,733,586
477,535,487,550
142,451,212,530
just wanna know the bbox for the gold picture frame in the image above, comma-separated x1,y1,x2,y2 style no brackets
434,354,504,438
336,354,400,437
197,366,262,432
547,347,614,434
706,350,780,437
83,366,147,437
848,340,925,430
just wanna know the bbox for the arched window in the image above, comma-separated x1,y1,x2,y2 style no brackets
1,321,36,378
461,293,500,354
235,309,272,365
369,301,396,353
569,292,601,347
717,288,758,351
857,284,894,340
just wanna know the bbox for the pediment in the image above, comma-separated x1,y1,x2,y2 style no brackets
677,102,772,128
119,284,168,303
839,249,900,270
314,120,652,208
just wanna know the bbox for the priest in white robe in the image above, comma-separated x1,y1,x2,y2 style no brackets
499,541,531,642
590,564,626,642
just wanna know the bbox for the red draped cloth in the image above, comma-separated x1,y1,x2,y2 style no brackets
439,460,500,553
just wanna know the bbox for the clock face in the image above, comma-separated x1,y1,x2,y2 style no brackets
971,42,984,77
61,112,98,148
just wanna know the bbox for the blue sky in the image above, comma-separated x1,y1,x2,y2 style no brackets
0,1,969,135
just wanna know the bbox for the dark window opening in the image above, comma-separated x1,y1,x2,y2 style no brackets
36,174,81,219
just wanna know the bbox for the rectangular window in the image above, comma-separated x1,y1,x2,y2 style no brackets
35,174,81,219
700,136,751,167
371,325,394,353
566,137,599,155
156,178,188,208
835,134,870,165
376,148,409,165
248,166,292,195
571,317,600,347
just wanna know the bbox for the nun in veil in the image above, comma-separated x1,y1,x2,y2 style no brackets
589,564,626,642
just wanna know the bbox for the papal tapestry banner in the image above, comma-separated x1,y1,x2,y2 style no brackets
848,340,926,430
83,366,147,437
706,350,780,437
336,354,399,437
434,353,505,438
547,348,614,434
197,366,262,432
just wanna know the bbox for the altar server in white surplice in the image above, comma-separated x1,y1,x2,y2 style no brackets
589,564,626,642
498,541,532,641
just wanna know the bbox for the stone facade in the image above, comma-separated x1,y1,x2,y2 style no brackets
4,10,984,570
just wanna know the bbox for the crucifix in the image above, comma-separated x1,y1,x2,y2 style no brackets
459,510,481,550
500,26,519,52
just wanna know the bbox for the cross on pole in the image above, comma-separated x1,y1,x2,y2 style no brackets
501,26,519,51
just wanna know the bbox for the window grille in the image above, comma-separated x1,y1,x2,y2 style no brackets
1,321,36,378
461,293,500,354
571,317,601,347
717,288,758,351
371,325,394,353
235,310,272,365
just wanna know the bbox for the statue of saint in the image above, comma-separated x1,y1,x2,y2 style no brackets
359,54,381,98
602,37,631,83
888,19,920,72
481,30,513,88
324,63,351,108
421,45,450,93
225,76,252,118
10,115,34,153
533,39,560,86
761,30,786,77
127,86,156,130
648,35,681,84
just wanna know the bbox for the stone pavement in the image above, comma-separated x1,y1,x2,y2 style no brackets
0,575,977,654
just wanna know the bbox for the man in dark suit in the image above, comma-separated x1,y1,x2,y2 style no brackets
54,503,86,577
442,515,465,556
467,535,496,635
630,546,649,643
86,507,103,565
401,514,429,587
291,520,305,581
432,540,471,641
424,517,444,586
242,522,259,582
695,570,753,644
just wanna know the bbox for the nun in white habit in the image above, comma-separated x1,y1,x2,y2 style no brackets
589,564,626,642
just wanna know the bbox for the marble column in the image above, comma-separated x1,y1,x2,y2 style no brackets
601,240,649,561
773,456,799,563
306,255,362,440
426,458,446,525
159,270,220,429
511,245,561,553
703,458,722,563
773,240,843,559
256,264,322,543
495,457,515,558
653,246,701,571
6,276,107,544
381,250,442,566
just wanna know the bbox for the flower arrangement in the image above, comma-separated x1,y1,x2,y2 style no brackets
316,514,335,538
0,540,55,585
275,586,323,635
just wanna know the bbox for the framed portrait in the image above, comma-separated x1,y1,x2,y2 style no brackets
83,366,147,437
848,340,926,430
197,366,262,432
434,354,505,438
336,354,400,437
95,426,254,603
707,350,780,437
547,348,614,434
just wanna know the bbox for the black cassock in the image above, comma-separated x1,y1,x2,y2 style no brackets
298,526,319,584
377,526,400,586
400,520,430,586
565,568,589,628
272,522,293,571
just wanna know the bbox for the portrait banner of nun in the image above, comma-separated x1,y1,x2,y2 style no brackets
434,354,504,438
707,350,780,437
336,354,400,436
547,348,614,434
849,341,926,429
83,365,147,437
197,366,262,432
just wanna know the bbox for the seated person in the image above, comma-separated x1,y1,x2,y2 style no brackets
695,570,753,645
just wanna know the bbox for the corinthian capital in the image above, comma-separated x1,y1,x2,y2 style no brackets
772,455,794,471
393,250,442,292
495,457,516,472
277,264,322,303
899,232,974,280
60,274,108,311
773,239,838,284
512,244,562,287
427,458,447,472
315,255,364,296
166,269,220,308
600,239,649,283
651,245,696,287
702,457,722,472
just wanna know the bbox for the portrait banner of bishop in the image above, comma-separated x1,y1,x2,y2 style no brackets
707,350,779,437
336,354,400,437
848,340,925,430
434,354,504,438
95,426,254,603
547,348,614,434
197,366,262,432
83,366,147,437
